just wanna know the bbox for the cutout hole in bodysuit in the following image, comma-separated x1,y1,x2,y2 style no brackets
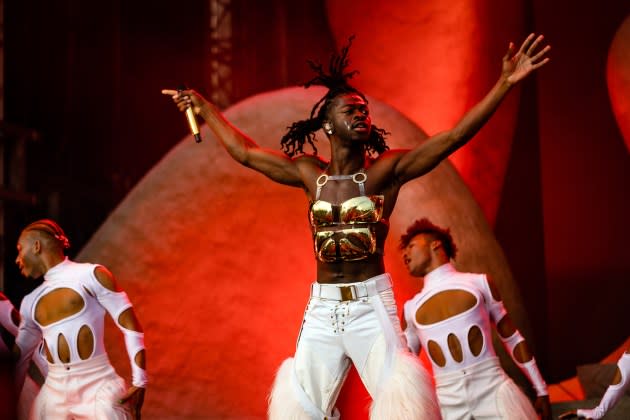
467,325,483,356
57,333,70,363
42,339,53,363
612,367,623,385
427,339,446,367
496,315,515,338
118,308,143,332
447,333,463,363
616,351,630,385
416,290,478,325
77,325,94,360
135,349,146,368
513,341,530,364
35,288,85,326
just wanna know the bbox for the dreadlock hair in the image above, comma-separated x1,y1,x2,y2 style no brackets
399,218,458,260
280,36,390,158
23,219,71,252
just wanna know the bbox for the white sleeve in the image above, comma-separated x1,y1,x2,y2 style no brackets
478,274,507,324
87,268,147,388
577,353,630,419
15,296,44,394
479,275,548,396
0,298,19,336
403,301,421,355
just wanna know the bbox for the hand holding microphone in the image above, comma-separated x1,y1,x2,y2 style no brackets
161,86,202,143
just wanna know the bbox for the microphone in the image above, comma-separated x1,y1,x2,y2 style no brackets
177,85,202,143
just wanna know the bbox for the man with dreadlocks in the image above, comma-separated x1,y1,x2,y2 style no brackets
163,33,550,419
14,219,147,419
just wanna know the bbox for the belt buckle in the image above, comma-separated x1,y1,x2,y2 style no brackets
339,285,355,301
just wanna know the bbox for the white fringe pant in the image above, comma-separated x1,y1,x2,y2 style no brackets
29,354,130,420
269,274,440,420
434,357,537,420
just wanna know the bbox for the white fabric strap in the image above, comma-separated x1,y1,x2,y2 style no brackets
368,286,405,396
480,275,508,323
97,289,133,322
500,330,547,396
577,353,630,419
516,358,548,397
500,329,525,354
315,171,367,200
124,330,147,387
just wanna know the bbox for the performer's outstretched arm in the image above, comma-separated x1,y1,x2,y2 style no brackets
393,33,551,184
161,88,306,187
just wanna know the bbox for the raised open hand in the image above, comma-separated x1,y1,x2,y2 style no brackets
502,33,551,85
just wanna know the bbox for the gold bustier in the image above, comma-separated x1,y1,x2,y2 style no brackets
309,195,385,262
309,167,387,263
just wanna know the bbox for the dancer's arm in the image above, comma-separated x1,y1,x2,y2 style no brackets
0,294,19,347
482,275,551,420
393,33,550,184
91,266,146,419
560,350,630,420
13,296,44,394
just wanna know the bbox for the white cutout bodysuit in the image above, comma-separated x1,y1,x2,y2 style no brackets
404,263,505,374
404,263,544,419
16,258,146,419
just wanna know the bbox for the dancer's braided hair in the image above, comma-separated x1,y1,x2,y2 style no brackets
280,36,389,158
23,219,71,251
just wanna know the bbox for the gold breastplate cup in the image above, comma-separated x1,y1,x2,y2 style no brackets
309,195,384,262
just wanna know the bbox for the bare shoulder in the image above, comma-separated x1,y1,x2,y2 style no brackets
93,265,122,292
294,154,328,190
293,154,328,170
370,149,409,166
365,149,410,189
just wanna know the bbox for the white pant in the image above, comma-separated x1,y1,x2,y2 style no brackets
29,354,130,420
434,357,537,420
269,274,440,420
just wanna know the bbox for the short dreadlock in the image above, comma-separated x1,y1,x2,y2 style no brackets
280,36,390,158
